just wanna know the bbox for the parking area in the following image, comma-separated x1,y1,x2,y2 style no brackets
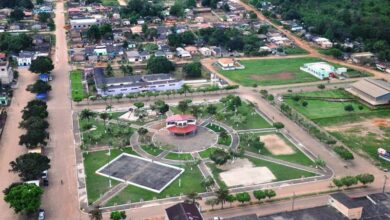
96,153,184,193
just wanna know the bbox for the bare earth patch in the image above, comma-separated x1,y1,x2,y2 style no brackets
218,158,276,187
261,134,295,155
250,72,295,81
325,118,390,138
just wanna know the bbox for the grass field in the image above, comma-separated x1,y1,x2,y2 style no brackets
70,70,85,101
240,132,315,166
165,152,193,160
83,148,138,204
199,147,218,158
140,144,163,156
102,0,119,6
284,90,371,125
219,57,321,86
220,102,272,130
283,47,308,55
206,124,232,146
106,165,206,205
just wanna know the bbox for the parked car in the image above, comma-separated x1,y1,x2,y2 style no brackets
38,209,45,220
41,170,48,179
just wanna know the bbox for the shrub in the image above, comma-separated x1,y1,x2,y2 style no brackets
318,84,325,89
333,146,354,160
302,100,308,107
344,104,354,112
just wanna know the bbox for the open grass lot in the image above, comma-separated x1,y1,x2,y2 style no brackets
70,70,85,101
219,57,321,86
199,147,218,158
240,132,315,166
284,89,390,168
206,124,231,146
165,152,193,160
284,90,372,126
83,148,138,204
102,0,119,6
106,165,206,206
140,144,163,156
79,117,133,147
222,102,272,130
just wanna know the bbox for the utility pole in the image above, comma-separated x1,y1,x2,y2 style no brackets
383,175,388,193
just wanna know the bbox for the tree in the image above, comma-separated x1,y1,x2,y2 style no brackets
318,84,326,89
106,64,113,77
29,56,54,74
340,176,358,188
87,25,101,42
302,100,308,107
89,206,102,220
170,1,184,17
99,112,109,128
205,198,218,210
3,183,44,214
206,104,217,115
137,127,148,141
356,173,375,185
19,129,49,148
180,84,191,96
99,24,113,39
344,105,354,112
146,56,175,74
19,116,49,131
264,189,276,199
133,102,144,109
253,190,266,202
10,8,24,21
177,100,190,113
210,149,230,165
110,211,126,220
120,65,133,76
226,194,236,207
185,191,201,205
80,109,96,121
183,62,202,78
215,187,229,209
38,12,51,23
273,122,284,130
29,80,52,94
151,100,169,115
201,176,215,188
9,153,50,181
235,192,250,204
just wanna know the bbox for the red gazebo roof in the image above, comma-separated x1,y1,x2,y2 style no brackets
166,114,195,122
167,124,197,134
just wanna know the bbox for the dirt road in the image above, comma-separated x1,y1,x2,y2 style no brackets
0,69,35,220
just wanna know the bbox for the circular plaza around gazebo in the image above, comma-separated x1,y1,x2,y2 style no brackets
151,114,218,153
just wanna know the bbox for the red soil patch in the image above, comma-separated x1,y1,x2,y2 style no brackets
372,118,390,127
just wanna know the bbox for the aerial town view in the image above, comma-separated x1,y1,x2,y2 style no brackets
0,0,390,219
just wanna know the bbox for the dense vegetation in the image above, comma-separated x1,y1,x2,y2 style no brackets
120,0,163,23
253,0,390,60
0,0,33,9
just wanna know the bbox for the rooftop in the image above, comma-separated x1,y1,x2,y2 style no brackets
165,202,203,220
351,78,390,98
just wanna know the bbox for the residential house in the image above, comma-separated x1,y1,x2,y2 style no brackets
198,47,211,56
17,51,35,66
125,50,140,62
217,58,245,70
350,52,374,64
176,47,192,59
0,61,13,84
313,37,333,48
184,46,198,55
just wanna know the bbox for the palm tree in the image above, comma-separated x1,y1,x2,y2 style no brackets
181,84,191,96
80,109,95,121
215,187,229,209
106,104,113,112
205,198,218,210
185,191,201,205
100,112,109,129
89,206,102,220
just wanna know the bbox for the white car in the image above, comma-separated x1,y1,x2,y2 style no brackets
41,170,48,179
38,209,45,220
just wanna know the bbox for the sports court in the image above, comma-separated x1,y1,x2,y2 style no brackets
96,153,184,193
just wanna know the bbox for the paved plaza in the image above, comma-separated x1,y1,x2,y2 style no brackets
97,153,184,193
152,126,218,153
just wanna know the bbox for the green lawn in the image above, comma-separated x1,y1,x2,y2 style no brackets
220,102,272,130
220,57,321,86
79,117,134,147
206,124,232,146
165,152,193,160
206,163,228,188
83,148,138,204
284,90,372,125
106,165,206,205
247,157,316,181
240,132,315,166
141,144,163,156
102,0,119,6
199,147,218,158
283,47,308,55
70,70,85,101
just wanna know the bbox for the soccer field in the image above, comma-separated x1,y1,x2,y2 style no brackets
219,57,321,86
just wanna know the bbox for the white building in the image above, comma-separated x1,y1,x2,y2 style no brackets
70,18,99,29
176,47,192,59
198,47,211,56
300,62,335,80
17,51,35,66
217,58,245,70
0,61,13,84
314,37,333,48
93,68,184,96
